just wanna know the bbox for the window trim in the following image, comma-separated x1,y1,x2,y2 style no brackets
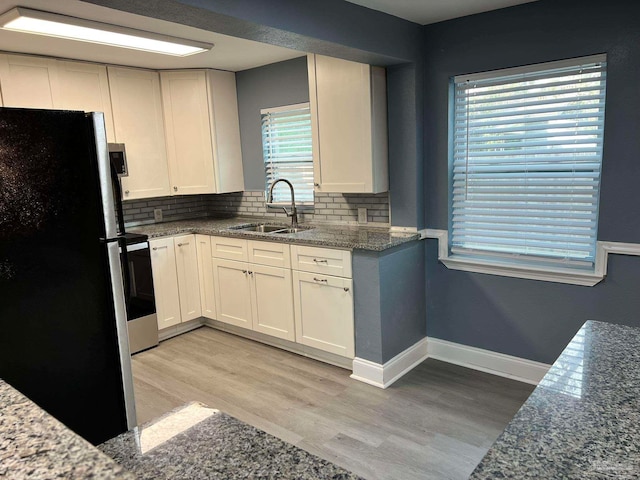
261,102,314,211
447,55,607,282
423,228,640,287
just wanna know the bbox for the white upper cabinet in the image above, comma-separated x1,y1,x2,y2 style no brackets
55,61,115,142
108,66,171,200
0,54,57,109
308,54,388,193
0,55,115,141
160,69,244,195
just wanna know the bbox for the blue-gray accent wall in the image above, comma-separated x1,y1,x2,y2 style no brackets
235,57,309,191
422,0,640,364
354,241,426,364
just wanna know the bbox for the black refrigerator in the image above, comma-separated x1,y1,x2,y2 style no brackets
0,107,136,445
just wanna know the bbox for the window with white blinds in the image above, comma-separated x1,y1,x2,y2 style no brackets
451,55,607,269
261,103,314,205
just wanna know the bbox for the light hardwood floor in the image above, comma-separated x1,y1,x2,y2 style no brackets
131,327,534,480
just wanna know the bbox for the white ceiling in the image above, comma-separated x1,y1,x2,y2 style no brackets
0,0,304,71
345,0,539,25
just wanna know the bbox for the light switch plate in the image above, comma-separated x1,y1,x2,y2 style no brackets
154,208,163,222
358,207,368,224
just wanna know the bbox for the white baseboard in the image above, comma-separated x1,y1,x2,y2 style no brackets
351,336,550,388
351,338,429,389
427,337,550,385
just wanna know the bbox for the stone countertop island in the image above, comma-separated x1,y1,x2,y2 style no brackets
0,379,134,480
470,320,640,479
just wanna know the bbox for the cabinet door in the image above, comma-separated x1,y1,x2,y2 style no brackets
206,69,244,193
174,235,202,322
161,70,216,195
195,235,216,320
309,54,388,193
0,54,58,108
55,60,115,142
292,271,354,358
250,264,295,341
150,237,181,330
212,258,252,329
108,66,171,200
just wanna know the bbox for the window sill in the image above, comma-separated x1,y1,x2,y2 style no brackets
421,229,640,287
440,256,603,286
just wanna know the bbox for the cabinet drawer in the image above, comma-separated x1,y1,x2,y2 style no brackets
290,245,352,278
248,240,291,268
211,236,248,261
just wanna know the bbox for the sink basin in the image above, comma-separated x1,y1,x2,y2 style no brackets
237,224,289,233
271,227,310,234
232,224,314,235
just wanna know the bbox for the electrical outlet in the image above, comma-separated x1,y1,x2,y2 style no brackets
153,208,163,222
358,207,368,224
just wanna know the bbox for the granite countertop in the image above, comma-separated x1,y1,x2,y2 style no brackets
470,320,640,479
99,401,363,480
0,379,134,480
128,217,420,251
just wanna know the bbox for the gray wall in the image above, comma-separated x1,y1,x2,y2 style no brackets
354,241,426,363
422,0,640,364
236,57,310,191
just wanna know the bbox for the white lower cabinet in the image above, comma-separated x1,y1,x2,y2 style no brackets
149,237,181,330
153,234,353,360
195,235,217,320
149,234,200,330
174,235,202,322
211,258,295,341
212,258,253,329
292,270,354,358
250,264,295,341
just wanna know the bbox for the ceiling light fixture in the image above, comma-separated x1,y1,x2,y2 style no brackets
0,7,213,57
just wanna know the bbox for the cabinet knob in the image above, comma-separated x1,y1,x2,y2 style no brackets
124,190,130,195
242,270,247,274
314,183,320,188
249,271,253,276
313,277,328,283
173,186,178,192
152,247,157,251
344,287,350,292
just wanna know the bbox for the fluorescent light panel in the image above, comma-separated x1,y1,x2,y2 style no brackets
0,7,213,56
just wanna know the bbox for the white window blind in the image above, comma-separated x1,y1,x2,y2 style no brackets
451,55,607,268
262,102,314,205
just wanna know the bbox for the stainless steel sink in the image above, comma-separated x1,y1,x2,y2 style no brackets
239,224,289,233
232,224,314,234
271,227,310,234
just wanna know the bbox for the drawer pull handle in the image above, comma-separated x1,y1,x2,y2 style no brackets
313,259,328,264
249,271,253,276
177,243,184,247
242,270,248,274
313,277,328,283
152,246,166,251
344,287,350,292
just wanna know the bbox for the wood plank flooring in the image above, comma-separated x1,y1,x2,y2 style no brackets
131,327,534,480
